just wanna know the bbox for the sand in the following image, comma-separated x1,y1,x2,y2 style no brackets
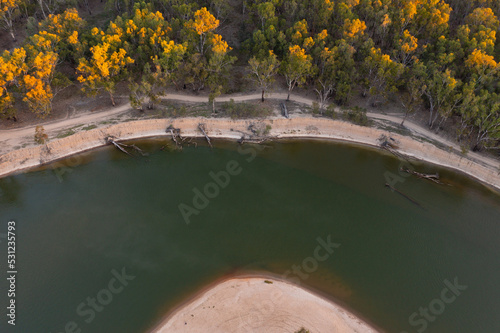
152,277,379,333
0,114,499,191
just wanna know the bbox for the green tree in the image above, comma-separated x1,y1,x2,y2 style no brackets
421,66,461,128
362,47,404,106
314,40,355,109
206,34,236,112
282,45,313,100
248,50,280,102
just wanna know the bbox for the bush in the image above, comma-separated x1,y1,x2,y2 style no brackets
325,103,337,119
34,126,48,144
221,99,273,119
264,124,272,135
342,106,370,126
311,101,320,115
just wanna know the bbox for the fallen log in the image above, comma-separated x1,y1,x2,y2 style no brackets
198,123,213,148
385,183,423,208
238,137,272,145
107,138,133,156
106,137,147,156
166,125,182,148
400,168,443,184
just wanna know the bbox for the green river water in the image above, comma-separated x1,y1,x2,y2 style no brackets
0,139,499,333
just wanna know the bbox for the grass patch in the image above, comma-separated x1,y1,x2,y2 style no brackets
56,129,76,138
98,120,116,125
82,125,97,131
221,99,273,119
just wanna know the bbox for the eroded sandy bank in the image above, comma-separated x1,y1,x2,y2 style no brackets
152,277,379,333
0,116,499,191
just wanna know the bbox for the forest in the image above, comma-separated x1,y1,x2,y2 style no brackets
0,0,499,151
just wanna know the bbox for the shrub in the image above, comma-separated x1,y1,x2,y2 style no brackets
34,126,48,144
342,106,370,126
221,99,273,119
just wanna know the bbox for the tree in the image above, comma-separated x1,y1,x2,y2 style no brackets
248,50,280,102
282,45,313,100
21,51,58,118
185,7,219,54
129,39,186,110
37,0,77,19
421,67,461,128
465,7,499,31
107,4,173,69
413,0,451,41
77,43,134,105
37,8,86,62
395,30,418,67
314,40,355,109
0,0,20,41
256,2,276,30
399,62,425,126
465,48,498,84
0,48,26,118
362,47,404,106
342,18,366,45
207,34,235,112
458,87,500,150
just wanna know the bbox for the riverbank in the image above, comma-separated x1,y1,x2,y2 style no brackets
151,276,379,333
0,115,499,191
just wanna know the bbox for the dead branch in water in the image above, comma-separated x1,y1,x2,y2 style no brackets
400,168,444,185
107,137,133,156
106,137,147,156
198,123,213,148
385,183,423,208
238,137,272,145
378,134,413,164
166,125,182,149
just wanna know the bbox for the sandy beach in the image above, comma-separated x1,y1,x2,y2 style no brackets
152,277,379,333
0,114,499,191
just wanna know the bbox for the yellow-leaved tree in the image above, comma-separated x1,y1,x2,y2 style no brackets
185,7,219,54
38,8,86,61
21,29,74,118
21,51,58,118
0,48,26,118
343,18,367,44
465,48,499,84
77,42,134,105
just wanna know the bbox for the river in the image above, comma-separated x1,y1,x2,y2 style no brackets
0,139,499,333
